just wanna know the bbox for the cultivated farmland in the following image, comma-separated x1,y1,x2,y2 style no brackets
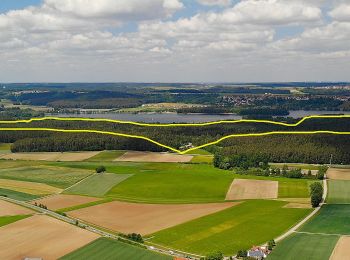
330,236,350,260
86,150,125,161
300,204,350,235
64,173,132,197
0,188,40,201
0,215,99,260
68,200,238,235
327,168,350,180
149,200,311,255
268,233,339,260
0,200,33,216
0,151,100,161
0,165,92,188
225,179,278,200
32,194,100,210
60,238,172,260
116,151,193,163
0,178,62,195
327,180,350,204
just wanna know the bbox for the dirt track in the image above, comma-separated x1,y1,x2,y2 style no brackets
225,179,278,200
0,214,99,260
69,201,238,235
115,151,193,163
330,236,350,260
32,194,100,210
327,168,350,180
0,200,34,216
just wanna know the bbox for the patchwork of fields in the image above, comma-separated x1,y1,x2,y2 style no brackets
1,149,345,259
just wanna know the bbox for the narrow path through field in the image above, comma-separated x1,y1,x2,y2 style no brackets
294,231,345,237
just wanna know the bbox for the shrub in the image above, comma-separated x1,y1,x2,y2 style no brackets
310,182,323,207
204,251,224,260
96,165,106,173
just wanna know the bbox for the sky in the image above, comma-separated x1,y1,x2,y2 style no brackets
0,0,349,83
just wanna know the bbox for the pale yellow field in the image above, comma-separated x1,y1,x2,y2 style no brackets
225,179,278,200
0,151,101,162
330,236,350,260
0,200,34,216
327,168,350,180
0,179,62,195
32,194,99,210
0,215,99,260
115,151,193,163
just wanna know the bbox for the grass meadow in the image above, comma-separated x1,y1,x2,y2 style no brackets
300,204,350,235
268,233,339,260
0,165,92,188
64,173,133,197
86,150,125,162
327,180,350,204
60,238,171,260
149,200,311,255
0,188,40,201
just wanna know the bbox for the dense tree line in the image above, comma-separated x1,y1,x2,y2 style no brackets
1,116,350,164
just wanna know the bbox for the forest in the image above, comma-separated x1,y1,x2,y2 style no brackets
0,116,349,164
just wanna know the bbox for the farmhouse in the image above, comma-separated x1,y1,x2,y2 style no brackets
247,246,268,259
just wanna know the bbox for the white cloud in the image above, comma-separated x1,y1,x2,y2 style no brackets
329,4,350,22
0,0,349,82
44,0,183,19
197,0,231,7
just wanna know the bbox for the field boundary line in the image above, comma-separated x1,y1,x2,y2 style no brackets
1,127,350,154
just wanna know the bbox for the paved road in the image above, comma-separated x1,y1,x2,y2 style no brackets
0,196,201,259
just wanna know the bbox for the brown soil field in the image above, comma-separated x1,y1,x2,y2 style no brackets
32,194,100,210
0,215,99,260
115,151,193,163
330,236,350,260
0,200,34,216
225,179,278,200
0,179,62,195
69,201,238,235
327,168,350,180
0,151,100,162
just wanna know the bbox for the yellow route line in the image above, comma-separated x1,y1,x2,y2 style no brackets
1,127,350,154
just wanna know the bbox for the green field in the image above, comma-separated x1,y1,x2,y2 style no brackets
106,163,234,203
53,162,312,203
300,204,350,235
186,149,212,155
0,143,11,153
0,166,92,189
149,200,311,255
0,188,40,201
0,215,29,227
64,173,133,197
278,179,314,198
60,238,172,260
190,155,213,164
327,180,350,204
86,151,125,162
268,233,339,260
